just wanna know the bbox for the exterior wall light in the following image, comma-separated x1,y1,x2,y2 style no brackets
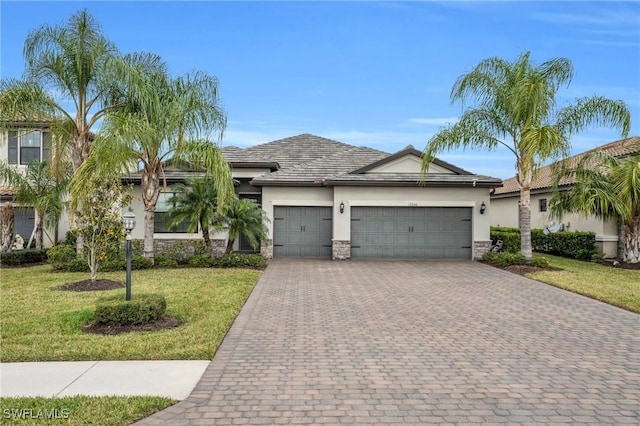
480,201,486,215
339,201,345,214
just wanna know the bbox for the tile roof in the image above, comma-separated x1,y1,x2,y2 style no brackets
493,136,640,196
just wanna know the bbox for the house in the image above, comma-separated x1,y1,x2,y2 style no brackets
0,121,70,248
125,134,502,260
490,136,640,258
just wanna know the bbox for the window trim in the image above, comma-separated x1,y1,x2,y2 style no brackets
7,129,51,165
539,198,548,213
153,191,193,234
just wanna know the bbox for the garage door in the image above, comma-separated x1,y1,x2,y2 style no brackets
351,207,472,259
273,207,332,258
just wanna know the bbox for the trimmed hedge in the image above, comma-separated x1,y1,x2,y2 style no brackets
532,229,597,259
0,249,48,266
187,253,267,269
490,226,597,260
94,293,167,326
490,227,521,253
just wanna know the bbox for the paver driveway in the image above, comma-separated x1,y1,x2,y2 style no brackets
139,260,639,425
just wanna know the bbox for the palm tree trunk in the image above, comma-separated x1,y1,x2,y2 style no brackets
622,216,640,263
202,222,213,255
141,167,160,263
35,210,44,250
519,187,533,261
225,237,234,255
0,203,14,252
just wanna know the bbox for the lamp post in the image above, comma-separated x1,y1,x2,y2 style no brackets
122,210,136,301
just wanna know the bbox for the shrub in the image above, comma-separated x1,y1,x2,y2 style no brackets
131,255,153,270
187,254,216,268
94,293,167,326
62,231,77,247
481,251,500,263
47,244,77,267
217,253,267,269
532,230,596,259
490,227,521,253
155,256,178,268
68,258,90,272
497,252,527,267
100,259,125,272
0,249,48,266
529,256,549,268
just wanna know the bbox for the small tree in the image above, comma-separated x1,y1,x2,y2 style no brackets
223,198,268,255
74,175,131,281
166,176,223,256
551,151,640,263
0,160,70,249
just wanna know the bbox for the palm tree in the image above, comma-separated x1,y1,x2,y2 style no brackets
0,160,70,249
422,51,630,260
166,176,224,255
550,151,640,263
71,53,234,263
222,198,267,255
0,9,120,175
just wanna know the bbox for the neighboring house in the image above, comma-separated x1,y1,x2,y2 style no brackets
490,136,640,258
0,122,68,248
125,134,502,260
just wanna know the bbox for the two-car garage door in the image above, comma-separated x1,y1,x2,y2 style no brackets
351,207,472,260
272,206,472,260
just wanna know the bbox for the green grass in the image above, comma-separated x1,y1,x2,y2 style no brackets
0,265,261,362
528,254,640,313
0,396,174,425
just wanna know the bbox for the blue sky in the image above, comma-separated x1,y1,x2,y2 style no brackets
1,1,639,179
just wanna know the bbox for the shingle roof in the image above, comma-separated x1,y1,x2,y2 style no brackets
223,134,358,169
493,136,640,196
228,133,502,188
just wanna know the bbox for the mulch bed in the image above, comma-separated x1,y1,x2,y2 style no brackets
82,316,182,335
601,260,640,270
483,262,563,276
59,279,125,292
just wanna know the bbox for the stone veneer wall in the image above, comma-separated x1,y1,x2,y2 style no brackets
473,240,491,259
261,239,273,259
332,240,351,260
212,239,227,258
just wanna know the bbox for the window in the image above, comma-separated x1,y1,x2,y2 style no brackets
8,130,51,165
539,198,548,212
154,192,191,233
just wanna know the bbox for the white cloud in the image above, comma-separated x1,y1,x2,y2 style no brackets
406,117,458,126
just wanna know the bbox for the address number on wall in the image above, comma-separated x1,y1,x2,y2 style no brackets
408,202,418,207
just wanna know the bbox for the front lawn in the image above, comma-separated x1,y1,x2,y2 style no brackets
527,254,640,313
0,266,260,362
0,395,173,425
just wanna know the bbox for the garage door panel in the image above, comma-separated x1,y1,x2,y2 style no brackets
351,207,472,260
273,207,332,258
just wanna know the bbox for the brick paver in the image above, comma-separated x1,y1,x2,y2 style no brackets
138,260,640,425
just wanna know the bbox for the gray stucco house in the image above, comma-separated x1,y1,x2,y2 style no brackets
126,134,502,260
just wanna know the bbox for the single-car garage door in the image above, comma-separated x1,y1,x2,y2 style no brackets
273,207,332,258
351,207,472,259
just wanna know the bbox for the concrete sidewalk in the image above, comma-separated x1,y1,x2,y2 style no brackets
0,360,209,400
